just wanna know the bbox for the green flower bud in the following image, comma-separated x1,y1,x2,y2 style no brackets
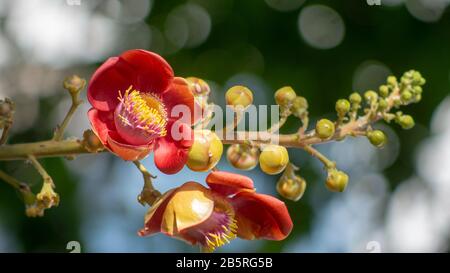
226,144,259,171
415,94,422,102
277,176,307,201
419,77,426,86
187,130,223,172
379,85,389,97
315,119,335,139
364,90,378,103
259,145,289,175
335,99,351,115
413,86,423,94
401,91,413,102
412,71,422,84
274,86,297,108
387,76,397,86
349,92,362,104
378,98,388,111
396,114,415,130
326,169,349,192
226,85,253,108
367,130,387,148
291,96,308,117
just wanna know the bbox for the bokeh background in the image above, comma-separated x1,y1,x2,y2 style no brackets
1,0,450,253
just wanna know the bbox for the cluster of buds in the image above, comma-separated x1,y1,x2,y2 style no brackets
274,86,309,121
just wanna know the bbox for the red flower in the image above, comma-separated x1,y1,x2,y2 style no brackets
87,49,195,174
139,171,293,251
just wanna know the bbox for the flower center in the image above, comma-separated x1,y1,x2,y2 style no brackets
114,86,168,145
183,195,238,252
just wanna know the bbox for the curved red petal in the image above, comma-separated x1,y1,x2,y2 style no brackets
162,77,195,125
206,171,254,196
87,56,136,112
87,108,115,145
231,191,293,241
120,49,174,94
153,138,189,175
153,121,193,174
107,131,152,161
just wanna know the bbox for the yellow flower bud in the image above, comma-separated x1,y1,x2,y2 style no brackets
277,176,306,201
274,86,297,108
259,145,289,175
291,96,308,117
315,119,335,139
396,114,415,130
364,90,378,103
335,99,350,115
187,130,223,172
367,130,387,148
326,169,349,192
63,75,86,94
186,77,211,96
225,86,253,108
226,144,259,171
349,92,362,104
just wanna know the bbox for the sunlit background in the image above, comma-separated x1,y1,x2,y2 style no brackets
0,0,449,253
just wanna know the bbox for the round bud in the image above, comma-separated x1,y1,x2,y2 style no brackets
387,76,397,86
379,85,389,97
186,77,211,96
349,92,362,104
419,77,426,86
226,86,253,108
226,144,259,171
401,91,412,102
335,99,351,115
82,130,104,152
367,130,387,148
259,145,289,175
413,86,422,94
415,94,422,102
396,114,415,130
187,130,223,172
326,169,349,192
315,119,335,139
277,176,307,201
63,75,86,94
274,86,297,108
364,90,378,103
291,96,308,117
412,71,422,84
378,98,388,111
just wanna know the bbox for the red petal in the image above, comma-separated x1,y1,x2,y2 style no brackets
121,49,174,94
87,108,115,145
107,131,152,161
231,191,293,241
162,77,195,125
206,171,254,196
87,56,136,112
154,122,193,174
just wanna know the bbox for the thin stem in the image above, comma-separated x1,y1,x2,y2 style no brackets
133,160,161,206
301,145,336,169
0,124,11,145
268,115,288,133
28,155,54,187
53,92,83,141
0,169,25,190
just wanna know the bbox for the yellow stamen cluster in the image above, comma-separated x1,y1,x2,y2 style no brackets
118,86,167,137
204,218,238,252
